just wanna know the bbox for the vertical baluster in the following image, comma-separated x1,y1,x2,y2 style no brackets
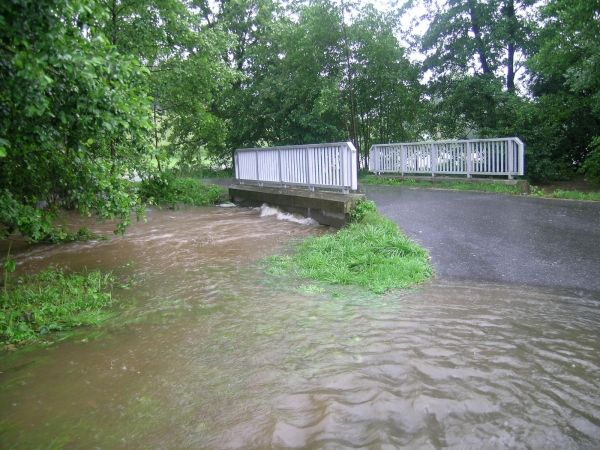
331,147,336,186
494,141,498,174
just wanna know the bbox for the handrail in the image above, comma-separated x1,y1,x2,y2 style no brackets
369,137,525,179
234,141,358,191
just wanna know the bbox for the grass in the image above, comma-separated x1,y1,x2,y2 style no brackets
138,175,225,207
533,188,600,202
1,268,114,345
267,201,433,294
360,174,522,194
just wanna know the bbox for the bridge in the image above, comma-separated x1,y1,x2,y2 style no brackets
229,138,525,226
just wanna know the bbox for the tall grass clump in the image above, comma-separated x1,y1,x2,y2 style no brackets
1,268,114,345
269,200,432,293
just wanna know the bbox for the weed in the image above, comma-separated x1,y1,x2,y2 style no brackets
349,199,377,223
0,268,114,345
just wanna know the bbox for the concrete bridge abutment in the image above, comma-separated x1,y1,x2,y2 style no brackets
229,185,364,227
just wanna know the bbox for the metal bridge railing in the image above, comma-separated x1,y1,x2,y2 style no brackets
234,142,358,191
369,137,525,179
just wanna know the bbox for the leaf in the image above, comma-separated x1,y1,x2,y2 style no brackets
3,258,16,274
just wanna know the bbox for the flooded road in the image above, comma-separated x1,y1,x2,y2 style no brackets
1,207,600,449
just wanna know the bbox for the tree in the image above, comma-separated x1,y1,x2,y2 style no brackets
527,0,600,178
0,0,152,240
96,0,235,172
421,0,538,92
350,6,423,158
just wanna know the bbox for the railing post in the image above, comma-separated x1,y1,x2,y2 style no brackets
517,138,525,176
401,145,406,176
508,140,514,180
466,142,472,178
347,141,358,191
305,146,313,190
234,151,239,180
338,145,344,186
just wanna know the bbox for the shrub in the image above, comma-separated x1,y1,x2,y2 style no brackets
582,138,600,184
139,172,223,206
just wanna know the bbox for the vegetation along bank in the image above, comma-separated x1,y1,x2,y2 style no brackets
267,201,433,294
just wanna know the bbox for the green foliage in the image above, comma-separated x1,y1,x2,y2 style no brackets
524,0,600,179
350,6,424,150
0,268,114,345
0,0,152,240
268,209,432,294
582,138,600,184
349,199,377,223
138,173,224,206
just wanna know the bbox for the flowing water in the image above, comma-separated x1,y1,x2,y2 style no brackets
1,206,599,449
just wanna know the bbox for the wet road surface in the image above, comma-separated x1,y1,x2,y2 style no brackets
366,185,600,294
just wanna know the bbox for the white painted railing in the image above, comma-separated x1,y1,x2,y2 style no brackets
369,137,525,179
234,142,358,191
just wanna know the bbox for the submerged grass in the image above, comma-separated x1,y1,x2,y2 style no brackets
1,268,114,345
360,174,522,194
268,202,432,294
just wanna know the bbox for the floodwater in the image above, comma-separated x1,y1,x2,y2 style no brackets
1,207,600,449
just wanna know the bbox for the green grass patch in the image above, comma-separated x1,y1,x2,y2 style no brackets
1,268,114,345
267,201,432,294
139,173,225,207
547,189,600,201
529,185,600,201
360,174,522,194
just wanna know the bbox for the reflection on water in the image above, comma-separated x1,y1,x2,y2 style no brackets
1,206,599,449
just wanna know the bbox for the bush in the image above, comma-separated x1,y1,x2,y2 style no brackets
138,172,224,206
582,138,600,184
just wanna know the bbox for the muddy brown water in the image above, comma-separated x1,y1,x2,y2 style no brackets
1,207,600,449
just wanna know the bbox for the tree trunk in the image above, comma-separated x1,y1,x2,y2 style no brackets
504,0,516,92
467,0,491,75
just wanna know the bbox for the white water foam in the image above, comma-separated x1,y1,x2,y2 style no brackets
259,204,318,226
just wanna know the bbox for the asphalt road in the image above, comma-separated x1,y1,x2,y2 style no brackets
365,185,600,294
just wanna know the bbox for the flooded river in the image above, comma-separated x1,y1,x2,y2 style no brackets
1,207,599,449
